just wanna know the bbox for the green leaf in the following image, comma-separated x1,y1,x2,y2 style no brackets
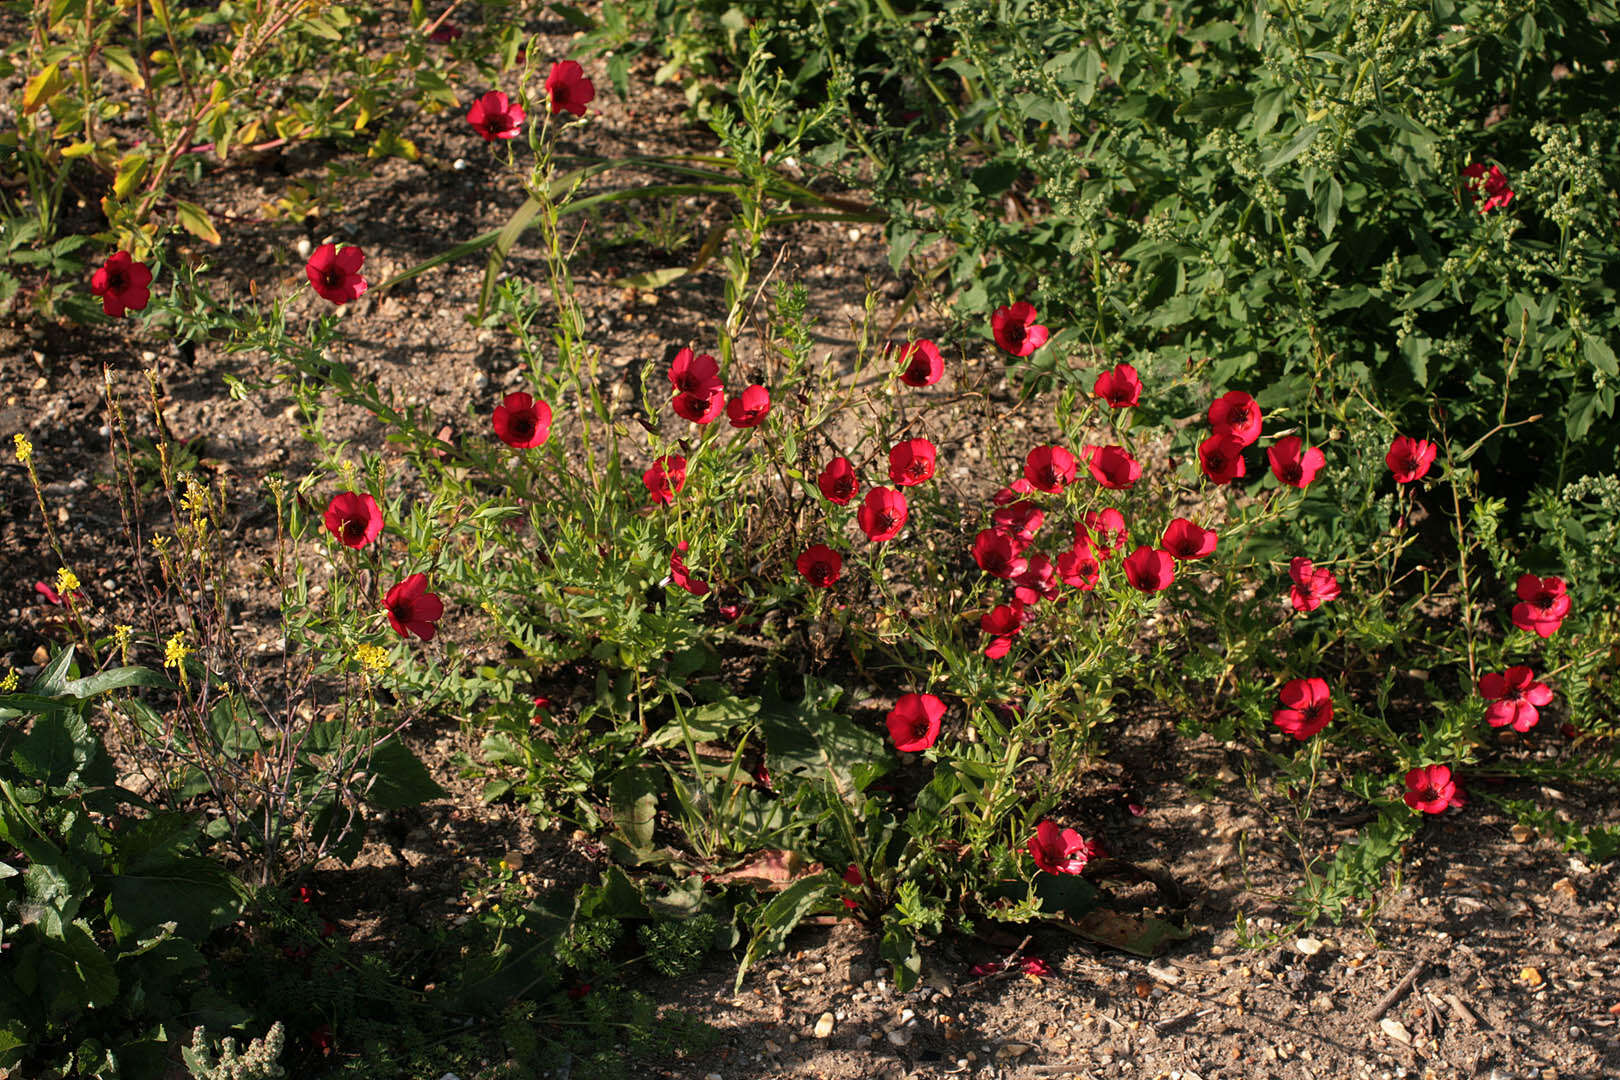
61,666,171,699
1263,123,1320,174
13,710,93,786
31,646,78,696
735,872,836,992
611,266,687,290
362,739,447,809
1314,175,1343,239
1583,335,1618,377
110,856,240,940
549,2,596,29
761,678,888,802
100,45,144,89
609,768,659,853
299,15,342,39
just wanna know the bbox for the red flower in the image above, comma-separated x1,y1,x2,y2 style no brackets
1027,820,1094,875
1014,553,1058,605
1122,546,1175,592
90,250,153,317
643,455,687,505
992,500,1044,544
532,696,553,723
725,385,771,428
467,90,525,141
385,573,444,640
545,59,595,117
305,243,367,305
1385,435,1438,484
888,438,937,487
796,544,843,588
887,693,945,752
669,347,722,397
1288,557,1341,612
1512,574,1570,637
323,492,384,549
669,541,709,597
1161,517,1217,560
1461,163,1514,213
981,602,1026,637
1056,543,1100,590
1272,677,1333,740
1198,433,1247,484
973,529,1028,580
993,479,1035,504
991,302,1050,356
428,21,463,42
1267,436,1325,489
841,863,864,910
34,581,69,606
1208,391,1262,445
1086,445,1142,490
1020,957,1052,977
1403,764,1464,814
1479,666,1553,733
857,487,909,543
1093,363,1142,408
896,339,943,387
1080,508,1127,557
492,391,553,448
1024,445,1077,494
818,456,859,505
673,389,724,424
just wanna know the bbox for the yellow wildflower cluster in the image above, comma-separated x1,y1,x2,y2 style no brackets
164,631,191,669
114,624,133,663
56,568,81,595
13,433,32,464
1,669,18,692
354,642,390,674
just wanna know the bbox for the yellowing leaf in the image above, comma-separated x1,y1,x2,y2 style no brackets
23,63,65,115
174,200,221,245
112,152,148,201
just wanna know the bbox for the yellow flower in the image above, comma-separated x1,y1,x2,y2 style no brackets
164,632,190,669
56,568,81,595
114,624,133,663
12,433,32,464
0,669,18,692
355,642,389,674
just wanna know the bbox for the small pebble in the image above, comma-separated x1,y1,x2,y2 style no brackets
814,1012,835,1039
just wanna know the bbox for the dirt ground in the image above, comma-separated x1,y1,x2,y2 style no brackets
3,8,1618,1080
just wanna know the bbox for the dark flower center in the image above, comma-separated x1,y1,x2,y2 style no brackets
1039,466,1060,486
508,414,536,441
875,511,898,531
106,268,128,291
393,599,418,623
1228,405,1250,425
341,517,366,542
1280,464,1302,483
831,478,853,499
1003,323,1026,347
323,268,346,290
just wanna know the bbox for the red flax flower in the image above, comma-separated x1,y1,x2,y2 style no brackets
642,455,687,505
305,243,367,305
796,544,843,588
492,392,553,448
1288,557,1341,612
991,302,1050,356
1057,543,1100,590
1024,445,1077,493
858,487,909,542
1027,820,1096,876
887,693,945,752
981,602,1025,659
1267,436,1325,489
323,492,384,549
726,385,771,428
1386,435,1438,484
1461,163,1514,213
973,529,1028,580
888,438,937,486
90,250,153,317
1403,764,1463,814
993,479,1035,504
1087,445,1141,490
669,347,722,397
1272,677,1333,740
1014,553,1058,605
1208,391,1263,446
1198,433,1247,485
896,339,943,387
992,500,1044,544
1122,545,1175,592
1080,508,1127,557
1512,574,1570,638
1093,363,1142,408
385,574,444,640
669,541,709,596
1161,518,1217,560
673,389,724,424
1479,666,1553,732
466,90,525,141
544,60,595,117
818,456,859,505
841,864,864,910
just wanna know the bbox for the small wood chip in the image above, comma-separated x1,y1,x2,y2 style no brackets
1442,993,1478,1027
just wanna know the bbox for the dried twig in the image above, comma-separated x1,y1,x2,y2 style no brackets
1369,956,1428,1021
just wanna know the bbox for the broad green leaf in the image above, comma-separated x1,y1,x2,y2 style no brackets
609,768,659,852
363,739,447,809
101,45,144,89
735,872,836,992
23,62,64,114
1583,335,1617,377
175,200,221,244
61,666,171,699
